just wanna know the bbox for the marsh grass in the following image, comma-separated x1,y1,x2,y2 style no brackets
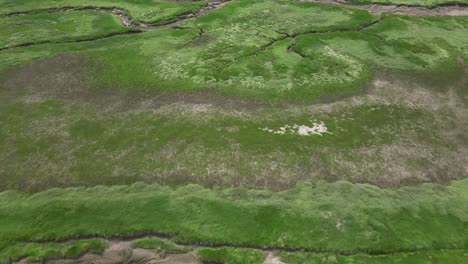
0,239,105,263
0,179,467,262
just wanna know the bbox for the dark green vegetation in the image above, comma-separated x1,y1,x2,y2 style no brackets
0,239,105,263
0,0,468,262
198,247,265,264
0,180,468,261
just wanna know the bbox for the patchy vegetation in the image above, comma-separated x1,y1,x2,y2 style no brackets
0,0,207,24
0,0,467,262
1,96,465,191
0,239,105,263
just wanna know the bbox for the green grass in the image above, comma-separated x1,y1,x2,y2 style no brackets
0,11,130,49
132,237,191,253
0,1,467,100
0,1,467,262
278,250,468,264
0,97,447,191
0,0,207,24
0,179,467,260
198,247,265,264
0,239,105,263
348,0,468,7
0,0,379,101
365,15,468,62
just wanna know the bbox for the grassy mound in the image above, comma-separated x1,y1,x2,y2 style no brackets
0,179,467,260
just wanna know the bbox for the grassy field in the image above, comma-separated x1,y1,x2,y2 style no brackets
1,2,466,100
0,0,207,24
0,11,130,50
0,0,467,262
348,0,468,7
0,179,467,262
1,95,466,191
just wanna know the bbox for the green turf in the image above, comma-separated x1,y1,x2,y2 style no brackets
0,11,130,49
198,247,265,264
0,0,207,25
0,239,105,263
0,179,467,261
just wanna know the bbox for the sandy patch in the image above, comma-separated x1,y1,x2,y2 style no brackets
264,252,286,264
261,121,331,136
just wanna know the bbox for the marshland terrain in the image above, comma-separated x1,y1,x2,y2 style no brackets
0,0,467,263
